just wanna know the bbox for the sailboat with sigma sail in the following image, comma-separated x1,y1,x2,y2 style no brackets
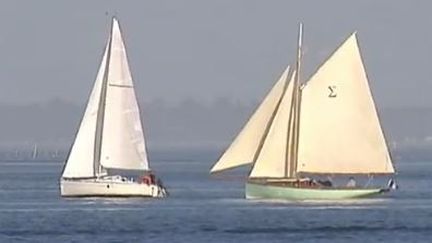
60,17,167,198
210,24,396,200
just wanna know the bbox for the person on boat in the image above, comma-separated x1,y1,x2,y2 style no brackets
308,179,319,188
317,179,332,187
149,173,156,185
140,174,151,185
156,178,168,196
140,172,157,185
387,178,398,190
300,177,313,188
346,177,356,187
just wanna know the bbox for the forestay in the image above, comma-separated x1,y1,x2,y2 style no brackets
296,33,394,174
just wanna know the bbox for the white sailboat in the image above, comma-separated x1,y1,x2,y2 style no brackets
210,24,397,200
60,17,167,198
31,143,38,160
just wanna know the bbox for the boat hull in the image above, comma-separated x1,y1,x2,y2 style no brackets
60,178,166,198
246,182,384,200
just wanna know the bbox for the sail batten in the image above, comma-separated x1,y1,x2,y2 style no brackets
210,66,291,173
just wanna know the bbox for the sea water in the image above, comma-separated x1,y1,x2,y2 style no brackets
0,150,431,242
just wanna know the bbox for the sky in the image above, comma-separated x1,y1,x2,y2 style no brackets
0,1,430,107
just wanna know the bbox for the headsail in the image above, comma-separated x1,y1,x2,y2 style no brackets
100,18,149,171
249,24,302,178
297,33,394,174
249,71,296,178
62,39,110,178
210,66,290,173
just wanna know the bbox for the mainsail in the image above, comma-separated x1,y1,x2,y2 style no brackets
210,66,290,173
62,18,149,179
297,33,394,174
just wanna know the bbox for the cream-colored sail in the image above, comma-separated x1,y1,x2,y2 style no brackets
62,41,109,178
297,33,394,174
249,71,296,178
100,18,149,171
210,66,290,173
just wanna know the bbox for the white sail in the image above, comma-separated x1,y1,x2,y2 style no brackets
62,42,109,178
210,66,290,173
297,33,394,174
99,18,149,171
249,71,296,178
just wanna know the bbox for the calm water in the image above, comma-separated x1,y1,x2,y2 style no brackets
0,151,431,242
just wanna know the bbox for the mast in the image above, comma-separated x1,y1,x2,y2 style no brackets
93,18,114,177
285,23,303,178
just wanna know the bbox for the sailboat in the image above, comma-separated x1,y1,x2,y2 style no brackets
31,143,38,160
210,24,396,200
60,17,167,198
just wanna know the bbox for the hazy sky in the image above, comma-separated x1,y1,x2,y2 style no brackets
0,1,430,107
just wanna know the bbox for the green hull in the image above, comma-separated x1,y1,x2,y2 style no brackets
246,182,385,200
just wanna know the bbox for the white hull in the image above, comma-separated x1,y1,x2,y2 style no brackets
60,177,166,198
